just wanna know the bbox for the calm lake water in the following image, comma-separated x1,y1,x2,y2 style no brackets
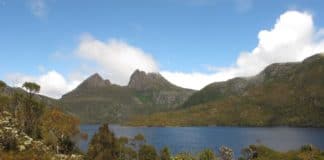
78,125,324,157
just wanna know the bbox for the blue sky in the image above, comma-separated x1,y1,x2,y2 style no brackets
1,0,324,98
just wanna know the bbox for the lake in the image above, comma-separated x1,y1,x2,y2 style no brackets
78,125,324,157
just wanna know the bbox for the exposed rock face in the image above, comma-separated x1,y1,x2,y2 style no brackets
128,69,195,107
128,69,174,91
78,73,111,89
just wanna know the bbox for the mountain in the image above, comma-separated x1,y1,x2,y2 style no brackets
128,53,324,127
76,73,111,89
59,71,195,123
129,69,178,91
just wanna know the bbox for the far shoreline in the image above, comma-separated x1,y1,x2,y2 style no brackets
79,123,324,129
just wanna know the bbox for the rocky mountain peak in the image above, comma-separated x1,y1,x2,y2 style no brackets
78,73,111,89
128,69,170,91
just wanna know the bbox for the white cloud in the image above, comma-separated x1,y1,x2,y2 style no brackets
28,0,47,18
6,71,82,99
161,10,324,90
5,10,324,98
76,34,159,85
161,71,235,90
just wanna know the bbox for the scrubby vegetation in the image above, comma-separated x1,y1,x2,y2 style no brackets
0,81,83,159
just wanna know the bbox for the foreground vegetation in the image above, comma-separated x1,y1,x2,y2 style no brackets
0,81,82,159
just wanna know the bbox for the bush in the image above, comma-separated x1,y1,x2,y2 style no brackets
172,152,196,160
300,144,314,152
219,146,233,160
0,96,10,112
240,145,258,160
138,144,158,160
42,130,58,150
0,134,18,151
199,149,217,160
160,147,171,160
119,146,137,160
58,136,75,154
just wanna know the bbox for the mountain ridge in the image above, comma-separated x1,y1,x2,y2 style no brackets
128,53,324,127
59,69,195,123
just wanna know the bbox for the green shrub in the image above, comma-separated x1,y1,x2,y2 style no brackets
138,144,158,160
160,147,171,160
198,149,217,160
0,134,17,151
172,152,196,160
300,144,314,152
240,145,258,160
58,136,75,154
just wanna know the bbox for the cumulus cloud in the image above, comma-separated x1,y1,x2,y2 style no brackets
6,71,81,99
161,10,324,90
28,0,47,18
76,34,159,85
5,10,324,98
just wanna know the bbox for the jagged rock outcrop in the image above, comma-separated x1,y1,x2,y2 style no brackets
128,69,174,91
76,73,111,89
128,69,195,106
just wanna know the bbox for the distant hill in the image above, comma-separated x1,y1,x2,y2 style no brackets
0,83,58,107
59,70,195,123
129,53,324,127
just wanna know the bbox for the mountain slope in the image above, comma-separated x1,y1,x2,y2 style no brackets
129,53,324,127
60,71,195,123
0,82,58,108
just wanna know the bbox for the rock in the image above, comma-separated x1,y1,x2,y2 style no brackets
76,73,111,89
23,139,32,146
18,145,26,151
128,69,168,91
3,111,11,116
52,154,84,160
4,127,13,130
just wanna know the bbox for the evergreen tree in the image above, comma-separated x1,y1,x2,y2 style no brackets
160,147,171,160
138,144,158,160
88,124,119,160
